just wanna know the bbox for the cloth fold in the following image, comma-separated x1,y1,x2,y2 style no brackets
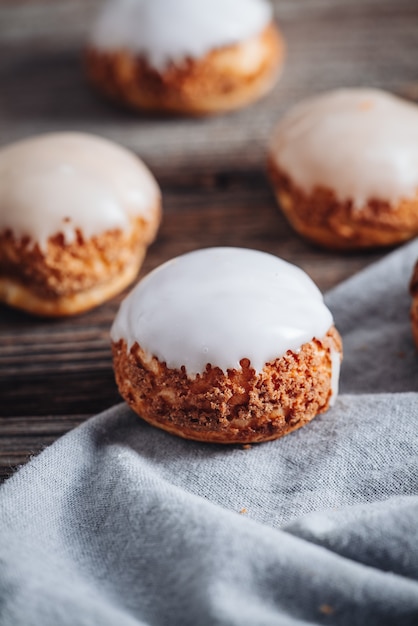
325,238,418,393
1,239,418,625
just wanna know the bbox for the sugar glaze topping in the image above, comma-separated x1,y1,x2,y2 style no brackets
270,88,418,208
111,247,334,377
329,349,341,407
91,0,272,70
0,132,160,250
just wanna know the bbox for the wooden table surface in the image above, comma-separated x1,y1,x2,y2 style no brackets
1,0,418,482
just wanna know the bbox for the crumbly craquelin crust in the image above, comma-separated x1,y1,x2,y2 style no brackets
0,206,160,316
112,326,342,443
268,160,418,250
85,23,284,115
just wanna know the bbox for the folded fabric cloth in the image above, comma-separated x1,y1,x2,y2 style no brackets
1,239,418,626
326,238,418,393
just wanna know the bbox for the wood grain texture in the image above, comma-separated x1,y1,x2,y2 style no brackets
1,0,417,481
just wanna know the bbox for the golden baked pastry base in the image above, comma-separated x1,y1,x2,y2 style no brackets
86,23,285,116
269,161,418,251
0,252,145,317
0,207,161,316
112,327,342,444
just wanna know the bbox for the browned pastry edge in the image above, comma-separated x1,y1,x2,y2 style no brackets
112,326,342,444
85,22,284,116
410,260,418,348
0,205,161,316
268,160,418,251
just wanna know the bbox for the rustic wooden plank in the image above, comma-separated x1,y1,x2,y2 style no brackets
0,414,91,483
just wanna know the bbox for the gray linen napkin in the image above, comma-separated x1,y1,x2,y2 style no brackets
325,238,418,393
1,239,418,626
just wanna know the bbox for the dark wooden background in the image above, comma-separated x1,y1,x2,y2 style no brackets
1,0,418,481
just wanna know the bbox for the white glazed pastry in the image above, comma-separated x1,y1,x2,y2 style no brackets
0,132,161,316
86,0,284,115
111,247,342,443
268,88,418,249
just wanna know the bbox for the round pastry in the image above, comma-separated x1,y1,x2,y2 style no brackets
111,247,342,444
268,88,418,250
86,0,284,116
410,260,418,348
0,132,161,317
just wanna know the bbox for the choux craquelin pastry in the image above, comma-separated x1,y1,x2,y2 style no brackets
410,260,418,348
86,0,284,116
0,132,161,317
268,88,418,250
111,247,342,444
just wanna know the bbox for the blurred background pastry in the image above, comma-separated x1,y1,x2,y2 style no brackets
410,260,418,348
0,132,161,316
86,0,285,115
111,247,342,443
268,88,418,250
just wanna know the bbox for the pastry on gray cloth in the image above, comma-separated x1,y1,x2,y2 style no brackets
0,239,417,626
111,248,342,444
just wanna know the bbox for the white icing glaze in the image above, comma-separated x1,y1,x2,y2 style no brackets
329,349,341,407
0,132,160,250
91,0,272,70
111,247,334,377
270,88,418,208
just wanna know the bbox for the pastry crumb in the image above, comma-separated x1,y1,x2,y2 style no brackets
319,604,334,615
